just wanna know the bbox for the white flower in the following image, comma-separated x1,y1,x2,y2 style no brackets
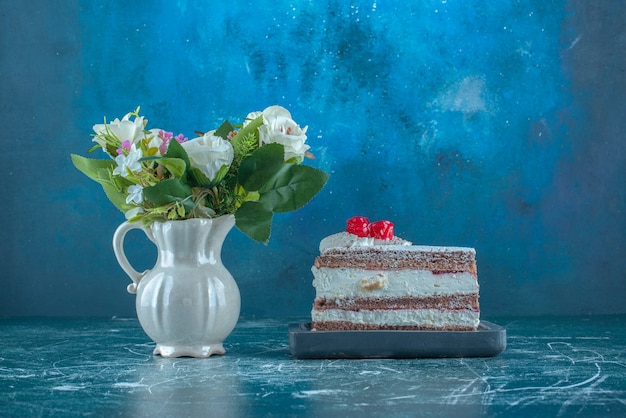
244,111,263,126
125,184,143,204
181,132,234,182
124,206,145,220
93,113,145,148
113,144,143,177
258,105,309,162
262,105,292,119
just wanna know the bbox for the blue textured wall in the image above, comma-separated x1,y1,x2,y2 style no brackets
1,1,625,317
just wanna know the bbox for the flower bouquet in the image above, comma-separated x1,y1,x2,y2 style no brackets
71,105,329,243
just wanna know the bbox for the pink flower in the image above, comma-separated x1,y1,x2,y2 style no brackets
159,130,173,141
154,131,188,154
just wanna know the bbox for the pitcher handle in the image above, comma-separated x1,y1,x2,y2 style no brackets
112,221,150,294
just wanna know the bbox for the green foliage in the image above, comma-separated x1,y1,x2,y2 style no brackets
259,164,330,213
233,143,330,243
72,108,330,244
142,178,194,211
238,143,285,191
230,115,263,156
234,201,274,244
71,154,128,212
139,156,186,178
71,154,114,182
164,139,191,181
214,120,235,140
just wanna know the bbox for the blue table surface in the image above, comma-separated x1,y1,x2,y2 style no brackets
0,315,625,417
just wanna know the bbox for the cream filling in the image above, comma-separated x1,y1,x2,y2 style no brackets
312,267,478,298
311,309,480,328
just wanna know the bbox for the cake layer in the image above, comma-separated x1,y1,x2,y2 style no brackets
311,309,480,331
315,245,476,273
311,321,476,331
312,268,478,298
313,294,479,311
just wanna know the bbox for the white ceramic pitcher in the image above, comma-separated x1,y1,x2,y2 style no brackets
112,215,240,358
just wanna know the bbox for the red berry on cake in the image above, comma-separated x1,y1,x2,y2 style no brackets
368,220,394,240
346,216,370,237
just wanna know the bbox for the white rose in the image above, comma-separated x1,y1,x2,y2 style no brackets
93,112,145,147
258,106,309,162
181,132,234,182
244,111,263,126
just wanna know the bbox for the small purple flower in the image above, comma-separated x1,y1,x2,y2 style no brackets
156,131,187,154
159,130,174,141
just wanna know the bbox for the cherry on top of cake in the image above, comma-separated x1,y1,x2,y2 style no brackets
319,216,413,253
346,216,397,239
320,216,476,254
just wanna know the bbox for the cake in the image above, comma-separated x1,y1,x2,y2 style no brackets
311,216,480,331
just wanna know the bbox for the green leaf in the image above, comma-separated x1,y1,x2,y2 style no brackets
234,201,273,244
176,203,186,217
230,115,263,155
259,165,330,212
213,163,230,184
159,157,187,178
165,139,191,177
189,167,213,187
142,178,193,211
237,143,285,191
236,143,330,213
71,154,115,182
214,120,235,140
71,154,129,213
139,156,187,178
189,163,230,188
101,182,128,212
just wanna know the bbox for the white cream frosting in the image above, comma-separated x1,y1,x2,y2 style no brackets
319,232,412,253
318,232,474,255
312,267,478,298
311,309,480,329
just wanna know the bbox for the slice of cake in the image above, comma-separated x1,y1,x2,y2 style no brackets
311,216,480,331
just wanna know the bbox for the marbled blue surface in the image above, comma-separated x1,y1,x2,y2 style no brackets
1,1,624,317
0,316,625,417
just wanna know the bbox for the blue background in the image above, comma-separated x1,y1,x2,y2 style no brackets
1,1,624,318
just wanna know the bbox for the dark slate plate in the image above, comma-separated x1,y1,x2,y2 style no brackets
288,321,506,359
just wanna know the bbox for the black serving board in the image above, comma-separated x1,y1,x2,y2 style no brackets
288,321,506,359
